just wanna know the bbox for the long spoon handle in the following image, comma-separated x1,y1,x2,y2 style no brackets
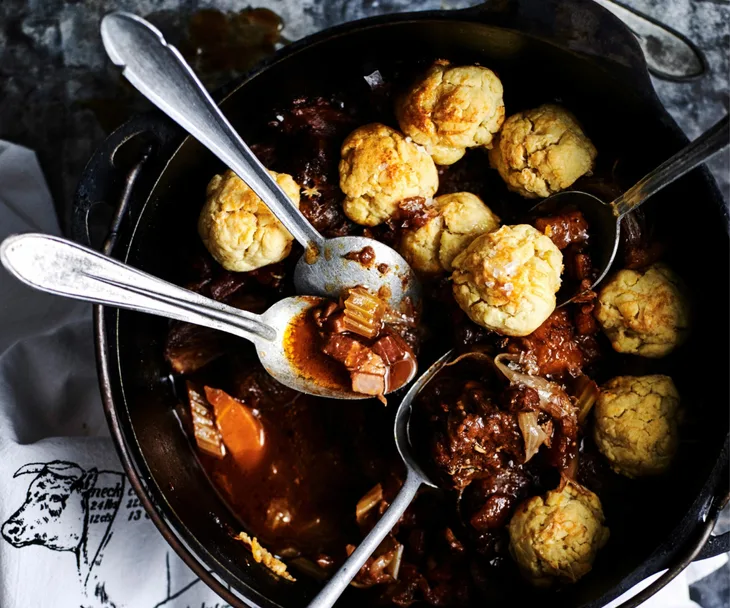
308,471,423,608
100,11,325,251
613,115,729,218
0,234,276,344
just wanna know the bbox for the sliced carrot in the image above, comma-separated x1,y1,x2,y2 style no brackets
204,387,266,471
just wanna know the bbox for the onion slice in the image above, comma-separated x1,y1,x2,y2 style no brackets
518,411,551,462
444,350,493,368
574,375,600,424
356,483,383,526
494,354,573,419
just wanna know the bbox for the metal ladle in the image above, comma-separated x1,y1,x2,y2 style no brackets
306,350,454,608
99,12,421,313
0,233,415,400
532,115,729,305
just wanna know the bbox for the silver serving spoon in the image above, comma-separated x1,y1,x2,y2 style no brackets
0,233,416,400
532,115,729,305
99,12,420,314
306,350,453,608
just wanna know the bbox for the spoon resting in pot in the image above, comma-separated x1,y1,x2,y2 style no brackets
99,11,421,315
0,233,416,400
532,115,729,305
305,350,454,608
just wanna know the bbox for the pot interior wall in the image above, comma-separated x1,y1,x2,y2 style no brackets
107,19,729,608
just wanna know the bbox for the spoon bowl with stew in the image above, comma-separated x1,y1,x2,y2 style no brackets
532,114,729,305
0,233,416,400
100,12,421,314
306,350,454,608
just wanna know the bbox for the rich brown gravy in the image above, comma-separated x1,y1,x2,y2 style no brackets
284,310,351,391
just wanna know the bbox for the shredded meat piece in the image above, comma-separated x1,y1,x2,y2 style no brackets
429,382,523,490
501,384,540,414
535,209,589,250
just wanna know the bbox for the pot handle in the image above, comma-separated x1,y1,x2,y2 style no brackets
592,0,707,82
71,113,180,253
611,485,729,608
459,0,652,86
695,530,730,561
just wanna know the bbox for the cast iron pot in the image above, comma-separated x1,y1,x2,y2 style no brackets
72,0,730,606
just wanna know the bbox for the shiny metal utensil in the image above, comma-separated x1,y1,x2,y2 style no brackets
0,233,405,400
532,114,729,305
307,350,453,608
594,0,707,81
99,12,421,314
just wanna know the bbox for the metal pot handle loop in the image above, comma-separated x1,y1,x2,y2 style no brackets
71,114,180,253
460,0,652,88
612,488,729,608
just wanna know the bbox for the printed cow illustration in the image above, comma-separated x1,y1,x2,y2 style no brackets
2,460,222,608
2,462,97,556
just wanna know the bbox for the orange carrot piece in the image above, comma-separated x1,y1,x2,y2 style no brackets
204,387,266,470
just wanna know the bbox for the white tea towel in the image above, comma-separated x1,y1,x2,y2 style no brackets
0,141,230,608
0,140,725,608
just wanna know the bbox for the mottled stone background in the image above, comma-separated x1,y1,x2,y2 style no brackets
0,0,728,605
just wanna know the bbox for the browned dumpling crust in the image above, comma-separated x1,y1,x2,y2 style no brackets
509,481,609,587
451,224,563,337
199,169,301,272
396,60,505,165
398,192,500,274
339,123,439,227
593,375,682,478
489,104,597,198
595,263,690,357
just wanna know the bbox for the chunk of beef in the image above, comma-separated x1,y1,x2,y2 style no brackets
350,538,403,588
322,334,386,396
165,322,233,374
506,309,586,379
274,96,356,138
535,209,589,250
372,333,417,393
564,246,594,282
312,301,348,334
463,468,532,534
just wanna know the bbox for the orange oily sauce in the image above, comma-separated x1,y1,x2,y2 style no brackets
283,310,351,391
204,387,266,470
